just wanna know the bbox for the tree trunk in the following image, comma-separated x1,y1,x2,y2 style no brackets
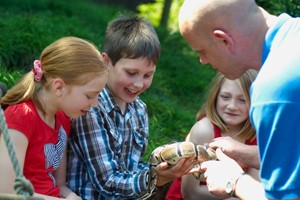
159,0,172,28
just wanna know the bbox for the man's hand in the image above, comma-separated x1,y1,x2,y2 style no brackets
201,148,244,198
209,137,260,169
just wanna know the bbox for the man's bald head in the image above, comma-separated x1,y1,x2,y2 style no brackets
179,0,258,37
178,0,267,77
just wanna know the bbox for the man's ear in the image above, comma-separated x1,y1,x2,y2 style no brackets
213,30,235,52
52,78,66,96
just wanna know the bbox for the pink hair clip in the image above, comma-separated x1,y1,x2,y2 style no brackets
32,60,43,82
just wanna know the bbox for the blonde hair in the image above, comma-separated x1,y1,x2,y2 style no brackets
1,36,107,111
196,69,257,141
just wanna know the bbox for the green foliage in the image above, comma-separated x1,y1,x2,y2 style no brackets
256,0,300,16
137,0,184,32
137,0,162,27
0,0,131,70
0,67,23,88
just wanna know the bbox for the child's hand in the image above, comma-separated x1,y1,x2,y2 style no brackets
155,157,198,186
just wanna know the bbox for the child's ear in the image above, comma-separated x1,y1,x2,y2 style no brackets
52,78,66,96
101,52,111,66
213,29,235,52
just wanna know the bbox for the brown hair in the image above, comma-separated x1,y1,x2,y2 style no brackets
102,15,160,66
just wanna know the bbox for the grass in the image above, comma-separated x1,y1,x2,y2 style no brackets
0,0,216,161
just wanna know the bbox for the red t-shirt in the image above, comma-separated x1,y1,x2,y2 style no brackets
165,124,257,200
4,100,70,197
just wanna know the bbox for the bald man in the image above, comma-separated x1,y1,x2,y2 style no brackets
179,0,300,200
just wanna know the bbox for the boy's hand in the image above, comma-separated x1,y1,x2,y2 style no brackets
155,157,198,186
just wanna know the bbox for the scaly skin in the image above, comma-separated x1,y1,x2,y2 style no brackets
149,141,217,182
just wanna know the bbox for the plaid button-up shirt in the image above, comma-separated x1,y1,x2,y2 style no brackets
67,86,151,200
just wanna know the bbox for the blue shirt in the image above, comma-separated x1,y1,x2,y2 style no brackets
67,86,152,200
250,14,300,199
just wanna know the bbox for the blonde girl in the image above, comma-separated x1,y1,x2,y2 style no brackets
166,70,258,200
0,36,107,199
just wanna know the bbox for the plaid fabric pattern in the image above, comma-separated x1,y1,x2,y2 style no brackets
67,86,152,200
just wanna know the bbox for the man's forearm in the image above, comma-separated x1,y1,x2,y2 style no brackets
235,174,266,200
242,145,260,170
